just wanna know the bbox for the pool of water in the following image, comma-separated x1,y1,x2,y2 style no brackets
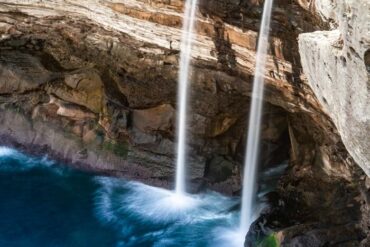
0,147,245,247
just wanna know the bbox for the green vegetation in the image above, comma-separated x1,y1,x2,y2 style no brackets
257,234,279,247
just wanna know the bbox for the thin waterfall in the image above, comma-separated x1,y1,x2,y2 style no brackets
240,0,274,235
175,0,198,196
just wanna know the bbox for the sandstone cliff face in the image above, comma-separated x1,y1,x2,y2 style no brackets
0,0,319,189
0,0,369,245
299,0,370,176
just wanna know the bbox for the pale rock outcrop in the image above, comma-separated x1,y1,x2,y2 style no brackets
299,0,370,176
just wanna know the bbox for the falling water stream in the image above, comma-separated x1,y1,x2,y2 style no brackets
240,0,274,235
175,0,198,195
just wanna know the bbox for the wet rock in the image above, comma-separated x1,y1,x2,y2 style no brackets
205,155,235,183
278,224,363,247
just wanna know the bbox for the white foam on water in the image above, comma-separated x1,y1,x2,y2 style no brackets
0,146,17,157
213,228,246,247
94,178,238,224
0,146,61,174
93,177,241,246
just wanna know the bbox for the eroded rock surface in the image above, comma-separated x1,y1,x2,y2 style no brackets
0,0,368,246
299,0,370,176
0,0,313,189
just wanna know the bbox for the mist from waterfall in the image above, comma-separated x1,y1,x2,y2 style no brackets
175,0,198,196
240,0,274,235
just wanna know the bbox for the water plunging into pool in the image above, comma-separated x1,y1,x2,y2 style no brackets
175,0,198,196
240,0,274,235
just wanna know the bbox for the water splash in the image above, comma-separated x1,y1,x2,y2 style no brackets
0,147,16,157
0,146,56,172
240,0,274,235
175,0,198,196
0,147,286,246
95,178,200,225
94,177,240,246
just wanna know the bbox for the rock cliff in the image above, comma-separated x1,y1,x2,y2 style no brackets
299,0,370,177
0,0,368,246
0,0,319,189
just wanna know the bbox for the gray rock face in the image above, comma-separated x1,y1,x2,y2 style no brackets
299,0,370,176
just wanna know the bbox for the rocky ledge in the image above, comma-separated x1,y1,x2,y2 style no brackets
0,0,368,246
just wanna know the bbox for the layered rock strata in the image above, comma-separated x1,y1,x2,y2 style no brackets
0,0,368,246
0,0,316,190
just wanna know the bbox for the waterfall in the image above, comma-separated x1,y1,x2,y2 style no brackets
240,0,274,235
175,0,198,196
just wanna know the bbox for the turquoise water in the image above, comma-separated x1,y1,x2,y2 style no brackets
0,147,243,247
